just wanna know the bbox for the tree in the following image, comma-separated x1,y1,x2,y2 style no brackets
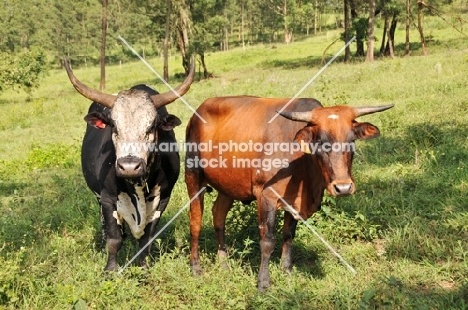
175,0,191,75
366,0,376,61
379,0,403,57
163,0,172,82
344,0,351,62
405,0,410,55
417,0,428,55
385,12,397,58
0,48,46,92
100,0,108,90
353,17,367,56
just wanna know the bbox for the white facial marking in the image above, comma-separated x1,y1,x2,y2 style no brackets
328,114,339,119
111,90,157,160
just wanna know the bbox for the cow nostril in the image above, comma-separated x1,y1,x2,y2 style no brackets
333,183,353,195
116,157,146,177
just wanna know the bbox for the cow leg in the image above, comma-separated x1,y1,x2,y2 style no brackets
137,194,170,268
281,210,298,273
137,223,158,269
257,194,277,292
212,193,234,269
137,214,162,269
100,192,122,271
186,169,206,275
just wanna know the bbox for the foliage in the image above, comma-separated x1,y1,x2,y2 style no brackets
0,48,46,92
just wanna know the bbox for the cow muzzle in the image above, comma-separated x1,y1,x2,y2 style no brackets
116,156,146,178
328,181,355,196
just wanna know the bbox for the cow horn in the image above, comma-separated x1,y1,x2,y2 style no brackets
353,104,394,118
63,58,117,108
278,111,314,123
150,56,196,108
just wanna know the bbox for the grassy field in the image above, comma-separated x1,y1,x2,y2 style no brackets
1,19,467,309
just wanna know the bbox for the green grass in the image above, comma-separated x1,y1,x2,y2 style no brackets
1,19,468,309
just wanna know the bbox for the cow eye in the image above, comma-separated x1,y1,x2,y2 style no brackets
147,120,158,134
146,126,156,135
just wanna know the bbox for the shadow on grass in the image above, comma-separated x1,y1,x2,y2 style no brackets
260,55,330,70
189,198,326,282
393,37,466,55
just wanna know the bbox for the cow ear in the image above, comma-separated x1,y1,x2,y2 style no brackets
293,126,316,143
353,122,380,140
84,112,110,129
293,126,317,154
158,114,182,131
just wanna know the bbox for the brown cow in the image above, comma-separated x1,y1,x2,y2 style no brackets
185,96,393,291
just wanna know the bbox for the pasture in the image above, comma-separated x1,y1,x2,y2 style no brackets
1,23,467,309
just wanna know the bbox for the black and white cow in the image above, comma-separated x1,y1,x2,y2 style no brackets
64,59,194,270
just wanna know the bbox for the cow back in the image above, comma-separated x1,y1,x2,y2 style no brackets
186,97,323,214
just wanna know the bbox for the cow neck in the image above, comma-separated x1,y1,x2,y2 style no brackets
143,151,160,194
118,153,158,196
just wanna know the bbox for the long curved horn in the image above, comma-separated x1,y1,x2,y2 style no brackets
63,58,117,108
150,56,196,108
353,104,394,118
278,111,314,123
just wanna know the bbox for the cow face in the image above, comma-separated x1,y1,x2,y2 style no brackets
84,90,181,178
280,104,393,196
63,58,194,179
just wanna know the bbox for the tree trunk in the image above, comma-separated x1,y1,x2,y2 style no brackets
380,13,388,55
100,0,108,91
241,3,245,52
224,26,229,51
385,13,396,58
344,0,351,62
177,0,191,75
356,40,365,56
366,0,376,61
314,0,318,34
405,0,411,56
417,0,428,55
284,0,292,44
163,0,171,82
200,54,209,78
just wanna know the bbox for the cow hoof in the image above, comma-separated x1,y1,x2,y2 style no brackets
257,281,270,292
139,259,149,270
104,262,118,272
191,263,204,276
282,265,293,274
218,260,229,271
217,250,229,270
